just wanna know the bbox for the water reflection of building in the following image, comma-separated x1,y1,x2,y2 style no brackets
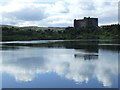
67,44,99,53
74,54,98,60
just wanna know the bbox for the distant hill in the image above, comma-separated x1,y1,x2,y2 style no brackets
0,25,66,30
0,25,18,28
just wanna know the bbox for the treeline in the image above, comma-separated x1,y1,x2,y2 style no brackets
65,24,120,39
1,24,120,41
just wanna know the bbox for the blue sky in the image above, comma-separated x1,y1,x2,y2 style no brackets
0,0,119,27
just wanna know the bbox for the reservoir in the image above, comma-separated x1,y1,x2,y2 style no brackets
0,40,119,88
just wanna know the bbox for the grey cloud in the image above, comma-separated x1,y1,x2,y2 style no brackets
3,6,48,21
59,4,69,13
103,2,111,6
99,14,118,24
118,1,120,23
1,17,20,26
60,8,69,13
80,2,96,11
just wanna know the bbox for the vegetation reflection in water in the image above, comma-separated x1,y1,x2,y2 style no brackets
1,40,119,87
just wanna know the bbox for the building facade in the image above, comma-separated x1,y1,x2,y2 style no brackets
74,17,98,28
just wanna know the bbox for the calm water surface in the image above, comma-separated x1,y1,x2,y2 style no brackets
0,40,119,88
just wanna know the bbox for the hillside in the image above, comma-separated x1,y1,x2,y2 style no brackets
1,24,120,41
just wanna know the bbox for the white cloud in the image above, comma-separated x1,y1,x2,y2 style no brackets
51,1,69,13
0,0,119,26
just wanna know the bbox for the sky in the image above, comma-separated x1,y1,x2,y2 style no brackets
0,0,119,27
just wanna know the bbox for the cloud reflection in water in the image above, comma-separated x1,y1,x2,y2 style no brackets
1,48,118,87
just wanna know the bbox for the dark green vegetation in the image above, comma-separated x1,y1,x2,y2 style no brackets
1,24,120,41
